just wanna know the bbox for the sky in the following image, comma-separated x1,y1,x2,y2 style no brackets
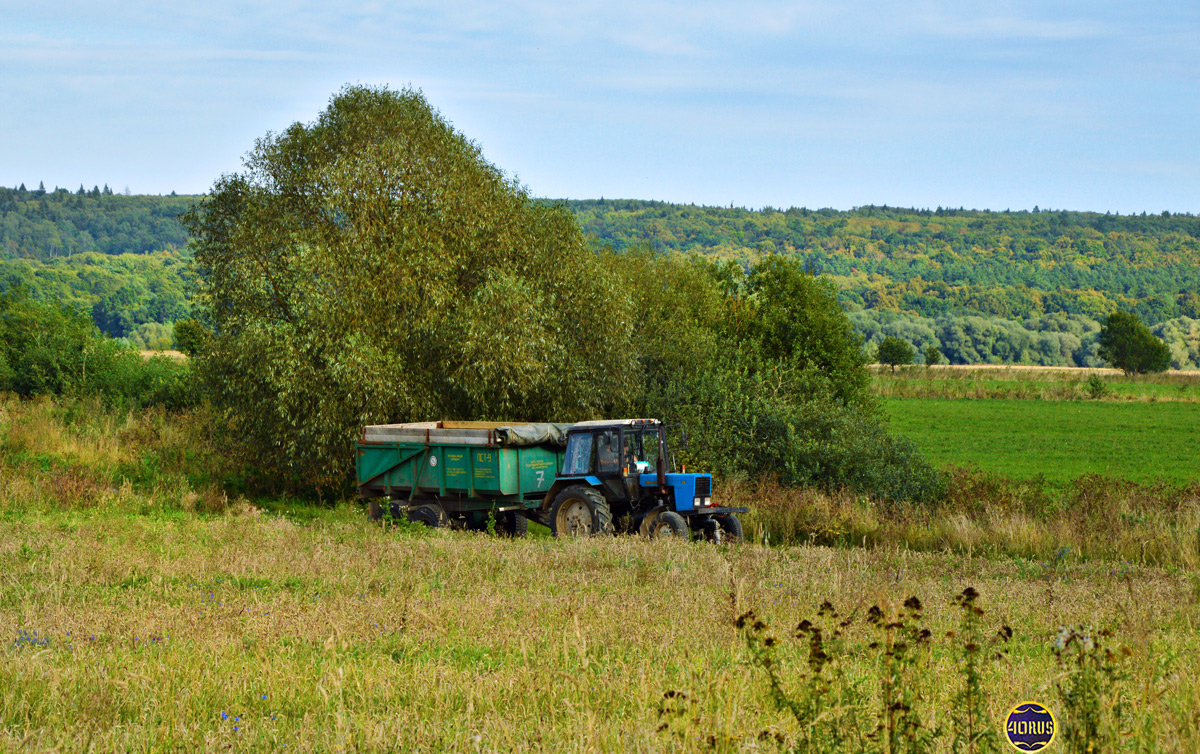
2,0,1198,213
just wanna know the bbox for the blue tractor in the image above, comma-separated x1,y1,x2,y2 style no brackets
538,418,747,543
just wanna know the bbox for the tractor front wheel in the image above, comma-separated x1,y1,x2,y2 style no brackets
646,510,690,540
549,486,613,537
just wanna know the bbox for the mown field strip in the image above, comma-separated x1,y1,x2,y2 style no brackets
884,398,1200,483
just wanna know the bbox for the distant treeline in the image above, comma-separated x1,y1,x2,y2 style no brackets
0,184,194,259
853,309,1200,369
3,188,1199,365
566,200,1200,327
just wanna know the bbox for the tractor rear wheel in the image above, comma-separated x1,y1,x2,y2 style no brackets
408,503,448,528
714,513,743,544
550,486,613,537
646,510,690,540
498,512,529,538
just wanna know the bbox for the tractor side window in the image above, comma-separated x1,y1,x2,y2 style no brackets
595,431,619,474
562,433,593,475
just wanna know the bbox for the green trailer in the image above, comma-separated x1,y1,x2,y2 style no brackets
356,421,569,535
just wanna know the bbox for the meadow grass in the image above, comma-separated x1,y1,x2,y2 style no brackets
729,475,1200,569
883,398,1200,484
3,506,1199,752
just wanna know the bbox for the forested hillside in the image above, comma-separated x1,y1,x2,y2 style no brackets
0,185,194,259
2,188,1198,366
568,200,1200,323
569,200,1200,367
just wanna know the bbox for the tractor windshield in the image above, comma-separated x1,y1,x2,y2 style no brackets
623,430,659,470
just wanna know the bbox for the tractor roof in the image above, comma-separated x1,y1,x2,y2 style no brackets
569,418,661,430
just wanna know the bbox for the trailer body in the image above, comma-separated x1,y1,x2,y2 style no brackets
356,421,565,516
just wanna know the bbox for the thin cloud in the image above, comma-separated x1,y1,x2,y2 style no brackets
918,12,1110,41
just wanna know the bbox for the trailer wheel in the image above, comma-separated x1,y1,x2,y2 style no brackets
408,503,448,528
498,512,529,538
714,514,743,545
550,486,613,537
367,498,383,522
646,510,690,540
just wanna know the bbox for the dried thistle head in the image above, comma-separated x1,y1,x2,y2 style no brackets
955,587,980,608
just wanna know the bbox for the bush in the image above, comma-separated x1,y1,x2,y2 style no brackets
0,288,197,409
172,318,210,356
876,336,914,372
1086,374,1109,400
1098,311,1171,375
127,322,175,351
666,356,943,503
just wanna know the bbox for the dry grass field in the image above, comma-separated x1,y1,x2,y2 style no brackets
3,397,1200,751
872,364,1200,402
4,507,1199,752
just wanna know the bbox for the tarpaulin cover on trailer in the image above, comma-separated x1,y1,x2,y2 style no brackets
495,423,573,448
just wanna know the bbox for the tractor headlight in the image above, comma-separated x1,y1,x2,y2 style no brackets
704,497,711,507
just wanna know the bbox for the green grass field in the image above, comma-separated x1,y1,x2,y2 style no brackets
884,397,1200,483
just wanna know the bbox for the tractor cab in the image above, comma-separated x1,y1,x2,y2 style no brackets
561,418,668,504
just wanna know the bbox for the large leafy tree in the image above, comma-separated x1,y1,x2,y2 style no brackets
1098,310,1171,375
184,85,636,489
